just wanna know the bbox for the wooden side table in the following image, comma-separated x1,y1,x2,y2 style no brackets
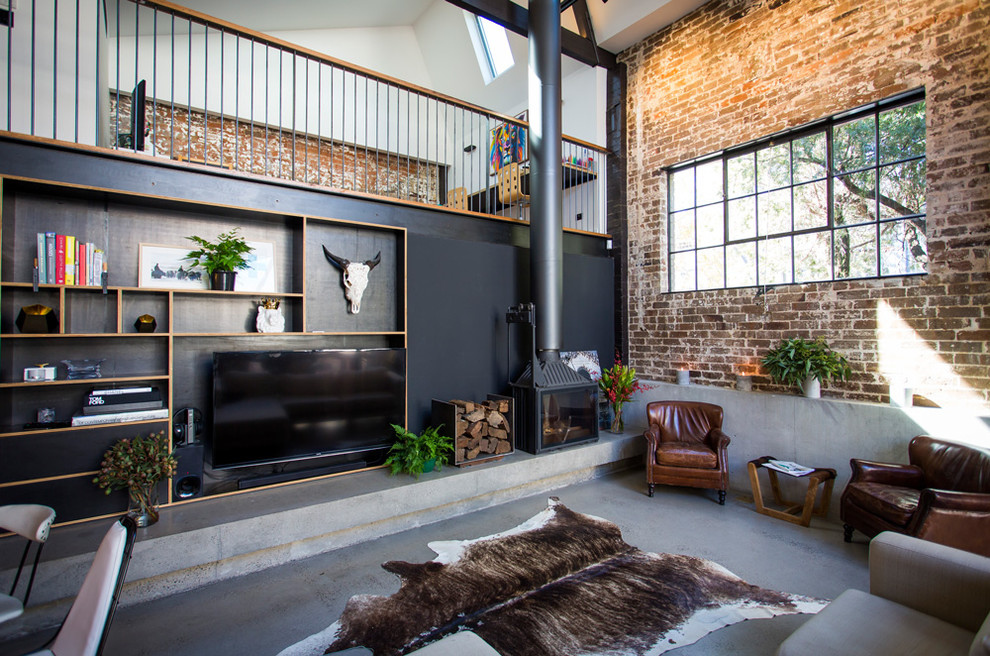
747,456,836,527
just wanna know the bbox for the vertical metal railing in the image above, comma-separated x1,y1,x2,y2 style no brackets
0,0,608,235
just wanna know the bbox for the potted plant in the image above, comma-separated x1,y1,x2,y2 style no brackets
761,337,852,398
599,354,642,433
384,424,453,477
184,228,253,291
93,431,177,527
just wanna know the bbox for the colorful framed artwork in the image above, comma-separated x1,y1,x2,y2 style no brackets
490,112,528,174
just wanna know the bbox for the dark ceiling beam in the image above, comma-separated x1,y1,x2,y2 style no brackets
444,0,616,69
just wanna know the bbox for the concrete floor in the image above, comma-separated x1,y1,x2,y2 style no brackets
2,469,869,655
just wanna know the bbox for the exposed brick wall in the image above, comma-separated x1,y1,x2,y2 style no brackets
111,96,440,204
619,0,989,409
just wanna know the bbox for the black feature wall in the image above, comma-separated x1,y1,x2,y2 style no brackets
406,234,614,430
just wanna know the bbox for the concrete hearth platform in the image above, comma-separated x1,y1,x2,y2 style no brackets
1,430,645,638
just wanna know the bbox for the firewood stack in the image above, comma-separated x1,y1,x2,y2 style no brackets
449,398,513,464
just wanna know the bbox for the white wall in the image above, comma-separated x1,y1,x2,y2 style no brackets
0,0,106,146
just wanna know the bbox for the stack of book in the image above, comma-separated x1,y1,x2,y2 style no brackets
36,232,105,286
70,386,169,426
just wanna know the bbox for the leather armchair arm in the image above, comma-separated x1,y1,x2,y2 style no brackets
916,488,990,513
849,459,924,487
706,428,731,462
644,425,660,464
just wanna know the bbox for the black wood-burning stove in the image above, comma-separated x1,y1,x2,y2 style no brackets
508,303,599,454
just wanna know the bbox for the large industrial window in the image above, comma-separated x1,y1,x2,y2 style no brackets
667,91,927,292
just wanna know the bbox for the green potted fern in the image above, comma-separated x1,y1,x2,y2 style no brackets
184,228,253,291
384,424,453,477
761,337,852,398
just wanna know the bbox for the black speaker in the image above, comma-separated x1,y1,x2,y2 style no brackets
173,407,203,447
173,444,204,499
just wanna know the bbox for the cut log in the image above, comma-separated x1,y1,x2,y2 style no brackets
495,440,512,454
466,446,482,460
466,421,484,439
487,411,506,428
464,409,486,423
489,427,507,441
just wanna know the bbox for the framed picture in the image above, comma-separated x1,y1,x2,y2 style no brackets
236,240,277,293
138,244,208,290
561,350,601,381
489,111,528,175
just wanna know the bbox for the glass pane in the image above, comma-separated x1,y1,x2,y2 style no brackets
696,204,724,248
834,224,878,279
696,159,724,205
794,180,828,230
757,143,791,191
670,209,695,251
794,231,832,281
727,153,754,199
833,170,877,226
758,236,793,285
697,247,725,289
670,168,695,211
726,242,757,288
758,188,792,236
833,115,876,172
880,100,926,163
881,219,928,275
671,251,696,291
879,160,926,219
792,132,826,183
478,17,514,77
728,196,756,240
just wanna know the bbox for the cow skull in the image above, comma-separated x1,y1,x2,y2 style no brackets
322,246,381,314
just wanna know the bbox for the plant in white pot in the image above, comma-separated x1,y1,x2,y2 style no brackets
761,337,852,398
184,228,253,291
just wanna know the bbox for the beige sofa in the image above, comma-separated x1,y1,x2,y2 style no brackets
778,531,990,655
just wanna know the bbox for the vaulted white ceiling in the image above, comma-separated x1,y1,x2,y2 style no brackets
171,0,708,54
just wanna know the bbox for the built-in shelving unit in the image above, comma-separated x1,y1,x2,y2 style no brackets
0,176,407,525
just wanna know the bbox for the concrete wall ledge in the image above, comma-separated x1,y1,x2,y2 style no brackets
0,431,645,639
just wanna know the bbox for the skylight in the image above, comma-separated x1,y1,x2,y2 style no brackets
475,16,514,81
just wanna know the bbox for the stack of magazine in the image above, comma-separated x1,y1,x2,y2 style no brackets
71,386,168,426
763,459,814,477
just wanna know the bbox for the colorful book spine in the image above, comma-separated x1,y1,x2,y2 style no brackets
77,241,87,286
64,235,76,285
55,234,66,285
45,232,56,284
36,233,47,284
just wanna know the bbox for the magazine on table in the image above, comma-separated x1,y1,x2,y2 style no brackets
763,459,814,477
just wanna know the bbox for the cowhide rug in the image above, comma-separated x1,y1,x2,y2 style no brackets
280,498,826,656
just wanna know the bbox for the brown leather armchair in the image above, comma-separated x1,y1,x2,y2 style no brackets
643,401,731,505
841,435,990,557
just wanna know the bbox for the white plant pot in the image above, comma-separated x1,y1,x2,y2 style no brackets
802,376,821,398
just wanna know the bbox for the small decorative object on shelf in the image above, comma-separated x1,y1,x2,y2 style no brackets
23,364,57,382
599,354,642,434
184,228,254,291
735,374,752,392
761,337,852,398
676,369,692,386
134,313,157,333
62,358,105,380
16,304,58,333
93,431,177,528
256,297,285,333
322,246,381,314
37,407,56,423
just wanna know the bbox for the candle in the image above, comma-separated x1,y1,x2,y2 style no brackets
676,369,691,386
735,374,752,392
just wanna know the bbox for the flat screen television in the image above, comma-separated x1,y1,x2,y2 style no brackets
211,348,405,470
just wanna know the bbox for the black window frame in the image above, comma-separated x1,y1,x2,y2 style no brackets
666,88,927,293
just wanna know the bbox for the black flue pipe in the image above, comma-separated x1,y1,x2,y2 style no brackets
529,0,563,364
